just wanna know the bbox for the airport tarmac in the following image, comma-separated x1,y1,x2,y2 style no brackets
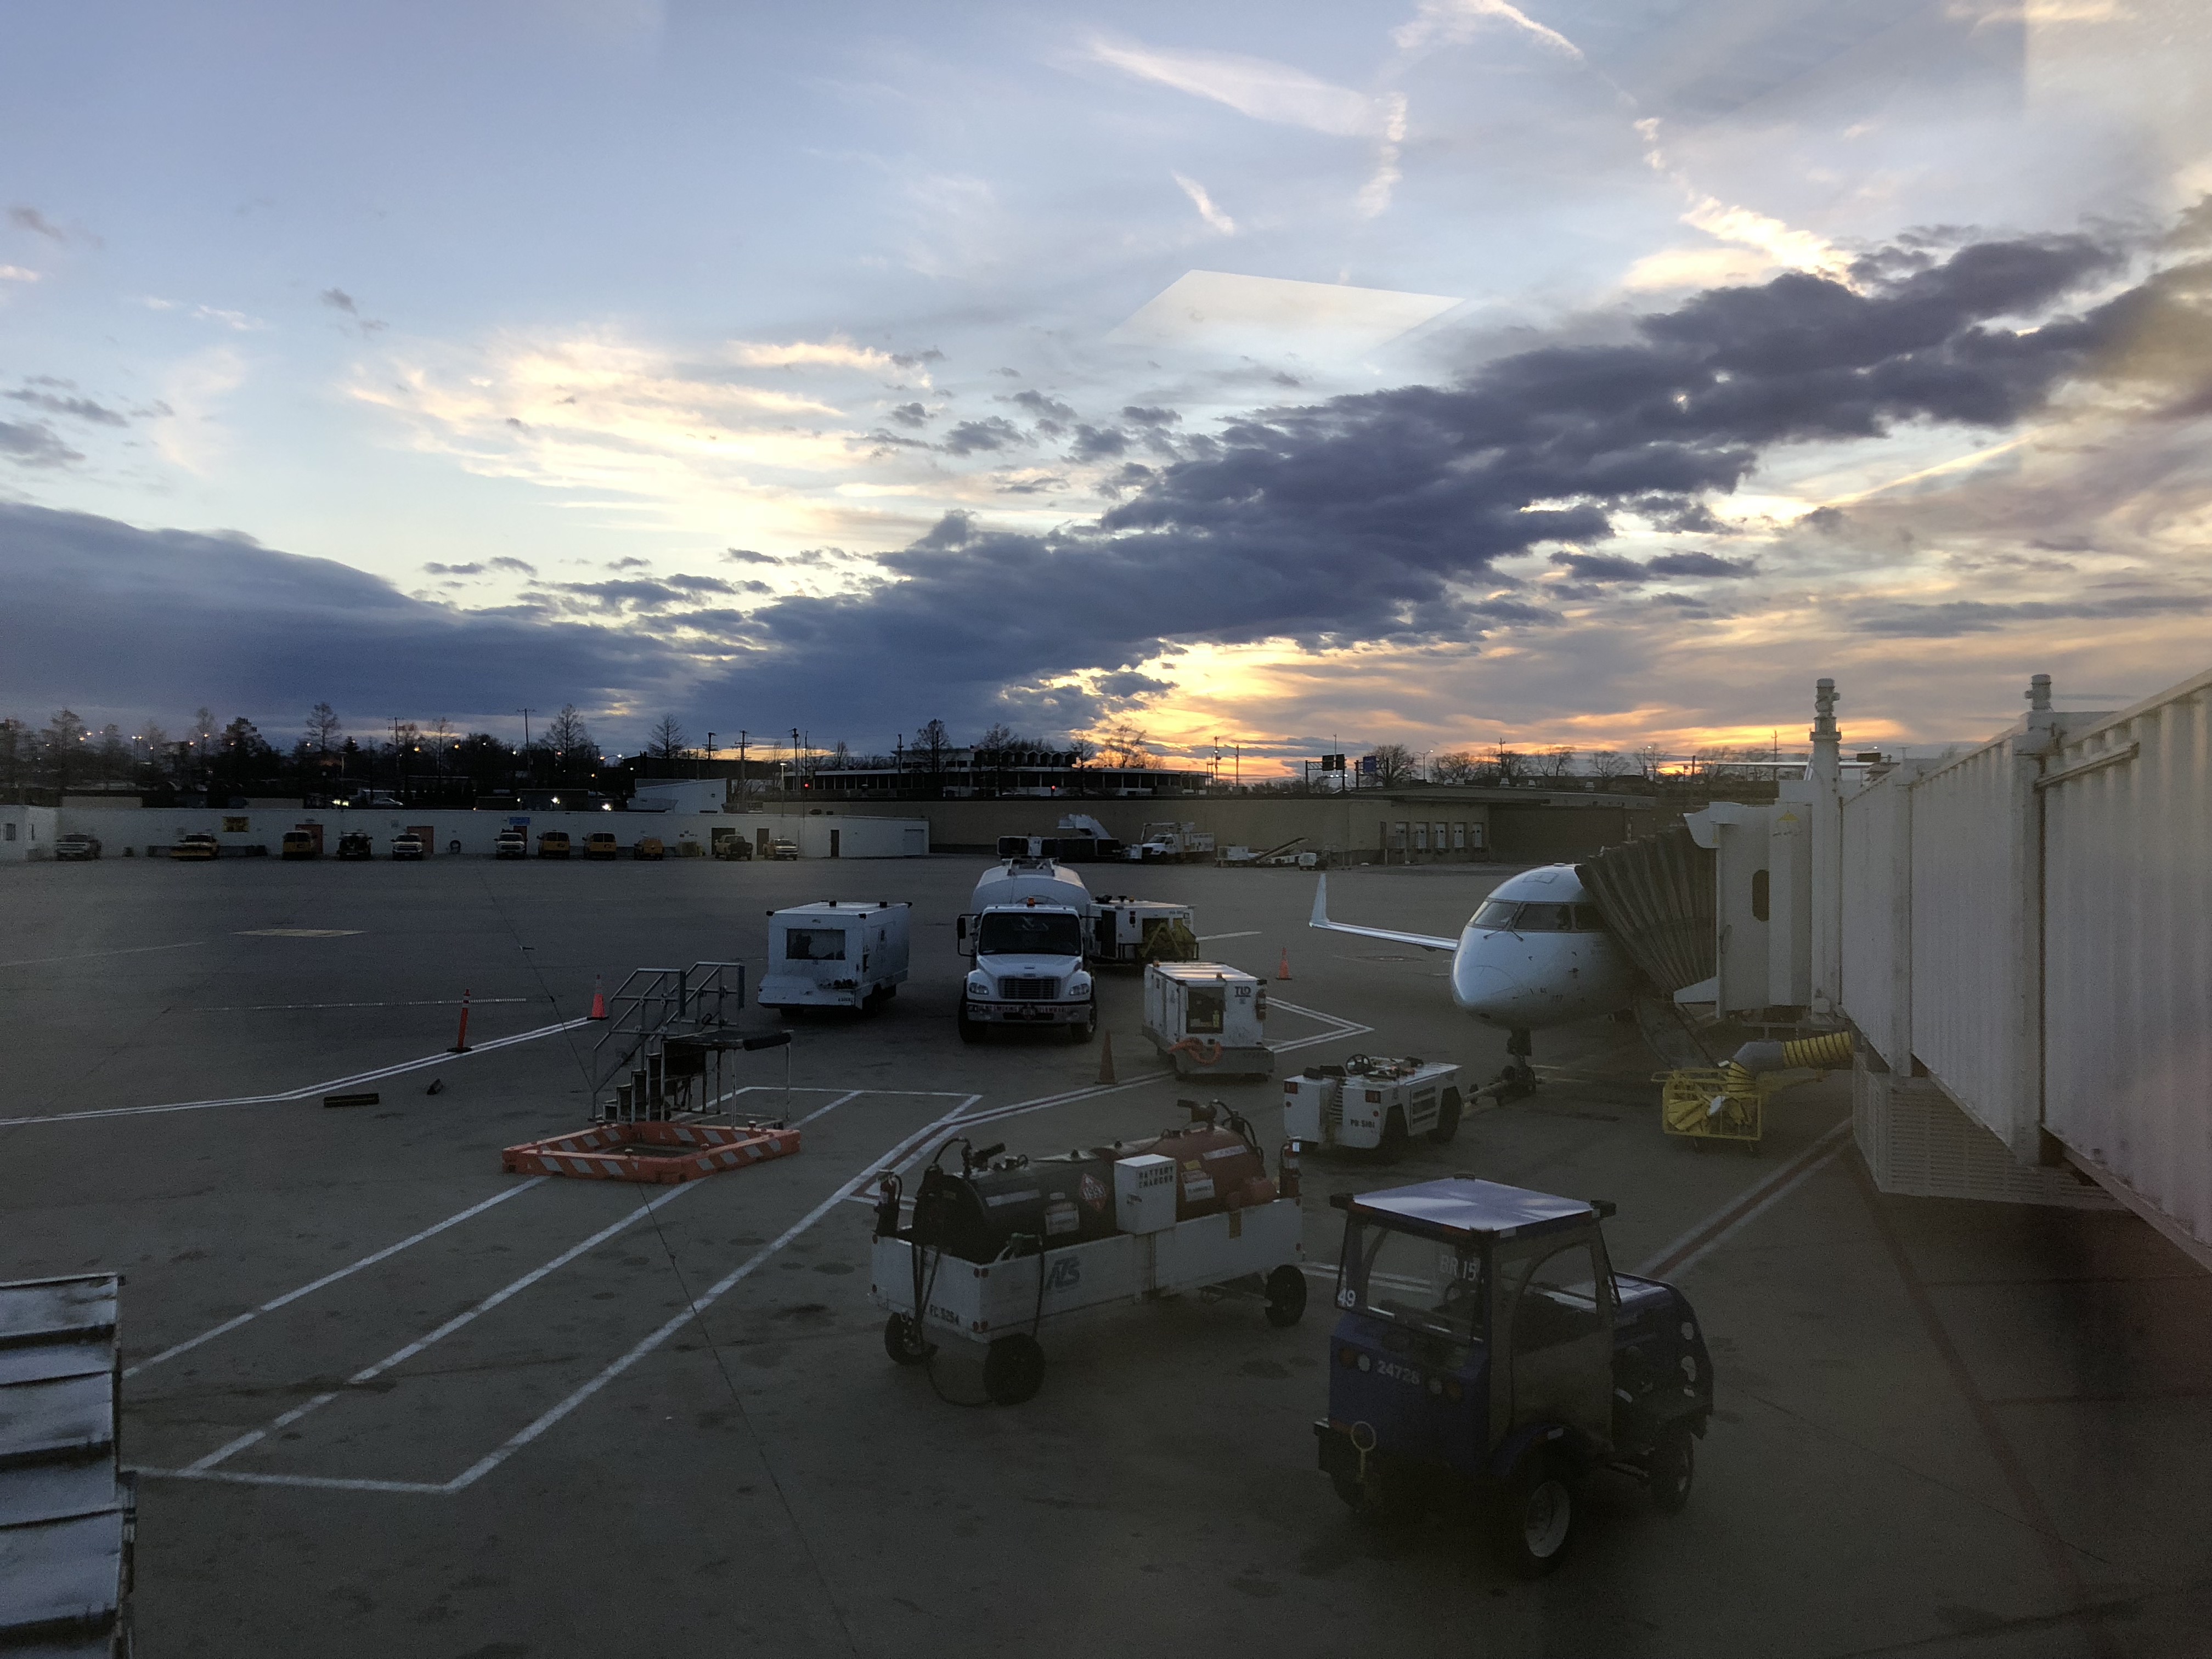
3,853,2207,1657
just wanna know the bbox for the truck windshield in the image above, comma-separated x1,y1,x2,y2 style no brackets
785,927,847,961
977,912,1084,957
1341,1221,1486,1340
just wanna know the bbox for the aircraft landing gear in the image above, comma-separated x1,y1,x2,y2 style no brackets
1487,1029,1539,1102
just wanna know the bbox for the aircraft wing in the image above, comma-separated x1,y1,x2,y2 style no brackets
1308,875,1459,953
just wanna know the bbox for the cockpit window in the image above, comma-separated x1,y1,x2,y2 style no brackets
1573,904,1604,931
1471,900,1519,929
1513,902,1575,932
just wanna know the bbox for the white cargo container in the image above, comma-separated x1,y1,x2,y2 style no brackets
757,900,911,1013
1091,896,1198,967
1142,962,1272,1079
1282,1056,1464,1154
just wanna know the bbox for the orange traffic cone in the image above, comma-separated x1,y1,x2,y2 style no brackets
1096,1031,1116,1086
1277,947,1292,981
589,975,607,1020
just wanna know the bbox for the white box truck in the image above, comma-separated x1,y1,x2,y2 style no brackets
956,844,1099,1042
1281,1055,1463,1156
1143,961,1273,1079
758,900,911,1013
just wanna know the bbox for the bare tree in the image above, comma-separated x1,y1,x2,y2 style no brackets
1491,743,1525,785
915,718,951,777
96,725,129,781
1100,721,1151,768
1430,748,1482,785
1588,749,1634,781
646,713,685,762
43,709,85,791
304,701,342,756
190,708,218,752
1065,735,1096,766
977,722,1016,752
1536,745,1577,780
1635,742,1668,780
1367,743,1419,787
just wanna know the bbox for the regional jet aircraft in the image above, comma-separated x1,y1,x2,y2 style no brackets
1309,866,1639,1092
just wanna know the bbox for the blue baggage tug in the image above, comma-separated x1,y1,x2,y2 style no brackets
1316,1178,1714,1576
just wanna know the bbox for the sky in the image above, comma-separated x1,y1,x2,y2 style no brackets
3,0,2210,771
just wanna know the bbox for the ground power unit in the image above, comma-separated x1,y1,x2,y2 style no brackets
1142,961,1273,1079
1283,1056,1464,1155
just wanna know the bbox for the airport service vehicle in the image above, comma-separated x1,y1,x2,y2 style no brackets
1091,896,1199,967
758,900,911,1013
538,831,571,859
54,833,101,861
335,831,373,861
1311,867,1638,1095
1123,821,1214,863
1284,1055,1464,1156
872,1102,1304,1404
584,831,619,860
1143,961,1273,1079
280,829,319,859
768,839,800,861
957,842,1099,1041
1316,1177,1712,1577
634,836,665,861
495,827,528,859
171,832,218,861
391,833,425,861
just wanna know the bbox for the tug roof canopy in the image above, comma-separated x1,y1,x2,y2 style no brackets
1345,1178,1595,1244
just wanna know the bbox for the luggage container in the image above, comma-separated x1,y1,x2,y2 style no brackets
758,900,911,1013
1143,961,1273,1079
1283,1054,1463,1156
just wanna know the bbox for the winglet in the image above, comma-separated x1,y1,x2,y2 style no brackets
1310,874,1330,929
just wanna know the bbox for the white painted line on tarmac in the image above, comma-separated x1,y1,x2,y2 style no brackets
124,1179,553,1379
197,998,536,1013
1631,1120,1853,1281
1198,930,1261,941
0,940,205,969
0,1017,594,1128
181,1180,705,1474
129,1468,452,1496
796,1090,865,1126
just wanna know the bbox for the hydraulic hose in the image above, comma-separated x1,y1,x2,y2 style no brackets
1718,1030,1854,1094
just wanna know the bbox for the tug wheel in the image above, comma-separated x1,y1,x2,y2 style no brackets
1377,1109,1410,1163
983,1334,1045,1405
883,1313,935,1367
1263,1265,1307,1327
1647,1421,1695,1514
1429,1088,1463,1145
1493,1449,1576,1578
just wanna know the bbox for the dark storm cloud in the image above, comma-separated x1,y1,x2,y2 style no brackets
1551,551,1646,583
0,504,679,716
0,420,81,467
1068,424,1128,461
679,227,2183,737
1010,390,1076,422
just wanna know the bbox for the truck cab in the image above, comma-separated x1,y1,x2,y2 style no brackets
957,902,1097,1043
1316,1177,1711,1576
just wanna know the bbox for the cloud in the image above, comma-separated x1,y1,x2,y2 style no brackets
1087,39,1385,138
1173,173,1237,235
8,206,67,242
1009,390,1076,422
1646,549,1758,577
7,386,127,426
940,416,1024,455
888,401,931,428
0,265,37,284
1392,0,1585,59
321,286,386,335
0,421,82,467
730,338,897,373
0,504,683,720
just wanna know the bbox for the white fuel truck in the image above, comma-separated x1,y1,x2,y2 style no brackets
956,839,1098,1042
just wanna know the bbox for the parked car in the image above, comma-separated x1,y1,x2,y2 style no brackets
712,836,752,861
55,833,102,861
538,831,571,859
495,828,528,859
584,831,619,860
171,833,218,861
633,837,665,860
768,839,800,861
335,832,374,860
280,830,319,859
391,833,425,861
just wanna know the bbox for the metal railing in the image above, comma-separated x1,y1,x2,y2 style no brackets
590,962,780,1124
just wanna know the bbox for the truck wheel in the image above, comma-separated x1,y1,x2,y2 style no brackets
1429,1088,1463,1145
957,1006,982,1044
883,1313,934,1367
1263,1265,1307,1327
1068,1001,1098,1044
983,1334,1044,1405
1647,1421,1695,1514
1493,1449,1576,1578
1378,1110,1410,1163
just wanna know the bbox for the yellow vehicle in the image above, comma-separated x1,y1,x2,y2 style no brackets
171,833,218,861
280,830,319,859
633,837,665,860
584,831,619,860
538,831,571,859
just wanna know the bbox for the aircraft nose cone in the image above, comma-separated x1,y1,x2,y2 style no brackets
1454,961,1523,1015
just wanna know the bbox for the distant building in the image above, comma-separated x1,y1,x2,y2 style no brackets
803,746,1207,800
